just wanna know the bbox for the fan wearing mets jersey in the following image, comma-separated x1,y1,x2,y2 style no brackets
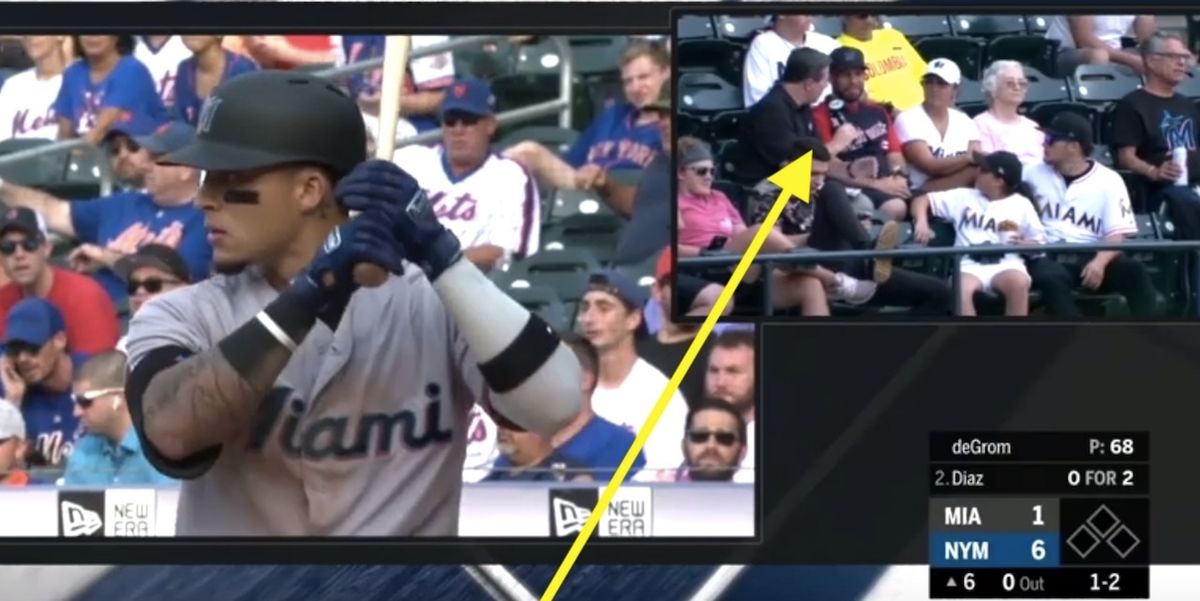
1022,112,1158,316
392,78,539,272
123,71,583,536
911,151,1046,316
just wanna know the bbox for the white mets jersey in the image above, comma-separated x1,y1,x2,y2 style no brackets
0,69,61,140
134,36,191,108
1023,161,1137,243
392,144,541,264
125,265,491,536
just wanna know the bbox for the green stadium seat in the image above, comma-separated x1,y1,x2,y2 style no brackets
504,284,571,333
0,138,67,189
678,112,707,140
676,40,744,87
950,15,1030,38
492,73,559,128
811,17,842,37
1020,66,1071,106
915,36,986,81
505,247,602,303
548,188,610,221
1025,15,1050,34
1146,213,1187,315
678,72,743,117
987,36,1060,80
709,109,745,142
496,125,578,155
514,38,563,75
56,147,107,199
880,16,953,40
955,78,985,106
540,212,624,264
679,15,716,41
1069,64,1144,104
454,39,518,80
714,15,771,42
568,36,628,77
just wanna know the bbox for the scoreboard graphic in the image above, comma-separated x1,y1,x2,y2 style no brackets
928,432,1150,599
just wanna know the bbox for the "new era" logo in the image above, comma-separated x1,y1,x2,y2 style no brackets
58,491,105,538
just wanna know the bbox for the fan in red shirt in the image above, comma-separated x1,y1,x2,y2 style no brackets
0,207,117,354
812,47,914,221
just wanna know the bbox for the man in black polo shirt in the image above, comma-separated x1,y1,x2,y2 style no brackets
738,47,860,184
813,46,914,221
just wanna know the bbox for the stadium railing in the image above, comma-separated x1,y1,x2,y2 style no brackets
0,35,575,193
678,241,1200,317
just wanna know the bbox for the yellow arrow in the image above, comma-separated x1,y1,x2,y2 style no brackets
538,152,814,601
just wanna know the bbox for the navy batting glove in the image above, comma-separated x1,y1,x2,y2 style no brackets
287,210,407,328
336,159,464,282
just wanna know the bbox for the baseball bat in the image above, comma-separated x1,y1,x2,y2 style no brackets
353,35,412,288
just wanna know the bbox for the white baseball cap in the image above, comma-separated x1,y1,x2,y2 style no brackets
0,400,24,440
924,58,962,86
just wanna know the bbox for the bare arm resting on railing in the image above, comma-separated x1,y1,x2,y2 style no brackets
0,177,76,237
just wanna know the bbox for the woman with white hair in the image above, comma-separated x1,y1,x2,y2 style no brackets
973,60,1045,165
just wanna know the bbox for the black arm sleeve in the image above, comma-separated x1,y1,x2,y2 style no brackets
125,346,222,480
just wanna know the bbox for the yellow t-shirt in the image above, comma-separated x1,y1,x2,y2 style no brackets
837,29,927,112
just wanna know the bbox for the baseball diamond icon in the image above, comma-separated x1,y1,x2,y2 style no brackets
1066,504,1141,559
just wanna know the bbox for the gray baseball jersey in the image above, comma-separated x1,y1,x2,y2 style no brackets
125,264,488,536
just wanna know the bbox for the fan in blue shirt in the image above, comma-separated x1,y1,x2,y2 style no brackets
55,36,169,145
484,334,646,482
63,351,175,487
0,298,87,469
502,39,669,193
0,121,211,308
174,36,259,127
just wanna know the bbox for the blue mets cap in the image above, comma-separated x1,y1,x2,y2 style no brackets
441,78,496,118
135,121,195,156
587,269,648,310
4,298,65,347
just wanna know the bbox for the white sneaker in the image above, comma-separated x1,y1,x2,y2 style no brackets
830,272,877,305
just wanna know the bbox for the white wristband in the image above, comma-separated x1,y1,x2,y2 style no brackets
255,311,298,353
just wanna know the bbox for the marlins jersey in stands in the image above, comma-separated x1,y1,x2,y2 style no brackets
1023,161,1137,243
392,145,541,263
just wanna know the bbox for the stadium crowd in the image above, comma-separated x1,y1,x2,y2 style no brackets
0,35,755,492
678,14,1200,317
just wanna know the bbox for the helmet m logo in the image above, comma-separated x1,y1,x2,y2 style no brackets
197,97,223,134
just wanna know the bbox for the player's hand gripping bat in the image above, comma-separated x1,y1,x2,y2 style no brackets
353,35,411,288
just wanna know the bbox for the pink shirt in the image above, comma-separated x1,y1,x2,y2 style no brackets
678,189,745,248
974,111,1045,165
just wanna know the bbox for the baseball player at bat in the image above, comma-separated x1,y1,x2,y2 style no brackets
123,71,582,536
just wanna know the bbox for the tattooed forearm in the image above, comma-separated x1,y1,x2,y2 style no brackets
141,344,293,460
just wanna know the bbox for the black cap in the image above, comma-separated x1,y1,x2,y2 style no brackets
780,47,831,84
0,206,47,240
114,244,191,283
1042,112,1094,153
160,70,367,177
830,47,867,73
980,151,1024,190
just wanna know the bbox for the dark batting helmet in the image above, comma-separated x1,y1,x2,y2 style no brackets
160,70,367,177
